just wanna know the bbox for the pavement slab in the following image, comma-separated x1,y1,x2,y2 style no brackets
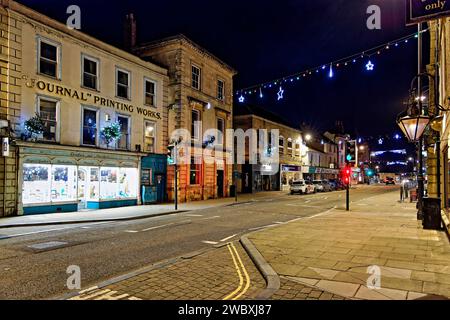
68,242,266,300
248,190,450,300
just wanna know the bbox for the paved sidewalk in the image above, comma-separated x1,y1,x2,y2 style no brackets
249,191,450,300
0,192,285,228
65,242,266,301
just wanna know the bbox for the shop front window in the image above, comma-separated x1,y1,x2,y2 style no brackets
23,164,51,204
51,165,77,202
99,167,138,200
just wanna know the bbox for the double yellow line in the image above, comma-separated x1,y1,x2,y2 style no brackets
223,243,251,300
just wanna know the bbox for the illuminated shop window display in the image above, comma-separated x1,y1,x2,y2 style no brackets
23,164,138,206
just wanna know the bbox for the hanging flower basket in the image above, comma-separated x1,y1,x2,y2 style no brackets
24,113,45,141
100,121,122,148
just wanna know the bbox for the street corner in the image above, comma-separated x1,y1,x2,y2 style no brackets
68,242,266,301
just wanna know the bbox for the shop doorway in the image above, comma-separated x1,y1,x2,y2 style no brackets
77,168,88,210
156,174,166,203
217,170,224,198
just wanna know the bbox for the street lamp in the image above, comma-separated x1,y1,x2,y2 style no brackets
397,73,447,221
305,134,312,142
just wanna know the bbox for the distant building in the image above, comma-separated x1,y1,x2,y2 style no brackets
233,104,303,193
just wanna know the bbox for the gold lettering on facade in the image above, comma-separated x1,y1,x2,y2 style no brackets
23,76,162,120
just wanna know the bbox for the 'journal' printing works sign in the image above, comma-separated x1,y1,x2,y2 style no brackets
22,76,162,120
407,0,450,25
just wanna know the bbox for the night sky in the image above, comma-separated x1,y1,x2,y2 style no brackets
19,0,424,137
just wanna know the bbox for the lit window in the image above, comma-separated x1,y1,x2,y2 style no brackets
192,65,201,90
38,97,58,142
82,108,97,146
117,115,130,150
38,39,59,78
190,157,201,185
82,55,99,90
144,79,156,106
217,80,225,100
116,68,130,99
144,121,156,153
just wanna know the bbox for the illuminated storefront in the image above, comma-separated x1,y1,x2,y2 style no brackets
18,143,142,215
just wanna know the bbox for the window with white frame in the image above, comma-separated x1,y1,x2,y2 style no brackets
38,38,60,79
191,65,201,90
217,80,225,101
116,68,130,99
37,96,58,142
82,107,98,146
144,79,156,106
82,55,99,90
217,117,225,145
144,121,156,153
117,115,130,150
191,109,201,141
296,143,301,157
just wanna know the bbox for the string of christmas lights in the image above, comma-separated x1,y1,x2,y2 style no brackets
236,29,429,103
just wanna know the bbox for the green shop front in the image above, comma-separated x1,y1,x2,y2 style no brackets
17,143,144,215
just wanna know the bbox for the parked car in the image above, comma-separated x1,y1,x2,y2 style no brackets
385,177,396,185
290,180,315,195
305,180,317,193
321,179,333,192
313,180,325,192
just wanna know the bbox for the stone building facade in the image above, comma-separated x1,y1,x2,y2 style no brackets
0,0,169,216
135,35,237,202
427,17,450,231
233,104,304,193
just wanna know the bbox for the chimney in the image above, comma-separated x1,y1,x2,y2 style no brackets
124,13,137,51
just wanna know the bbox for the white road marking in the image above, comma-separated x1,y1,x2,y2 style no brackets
141,223,173,232
274,222,285,225
202,241,219,245
184,214,204,217
220,234,238,242
124,230,139,233
199,216,220,221
305,200,312,203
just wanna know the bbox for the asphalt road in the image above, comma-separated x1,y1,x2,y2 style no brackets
0,185,397,300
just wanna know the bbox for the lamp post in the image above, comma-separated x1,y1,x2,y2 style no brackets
397,72,447,220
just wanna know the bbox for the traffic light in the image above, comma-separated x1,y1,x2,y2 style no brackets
167,144,175,165
345,140,356,164
343,166,352,185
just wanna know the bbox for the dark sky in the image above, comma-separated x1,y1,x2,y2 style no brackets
20,0,424,137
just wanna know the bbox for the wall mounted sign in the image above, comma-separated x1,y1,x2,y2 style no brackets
406,0,450,25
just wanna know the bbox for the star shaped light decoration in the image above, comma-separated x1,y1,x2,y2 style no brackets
366,60,375,71
238,95,245,103
277,86,284,101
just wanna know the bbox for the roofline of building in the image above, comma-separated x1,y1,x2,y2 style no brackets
233,114,303,135
136,34,238,75
2,0,168,76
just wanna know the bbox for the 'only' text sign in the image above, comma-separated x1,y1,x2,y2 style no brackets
407,0,450,24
